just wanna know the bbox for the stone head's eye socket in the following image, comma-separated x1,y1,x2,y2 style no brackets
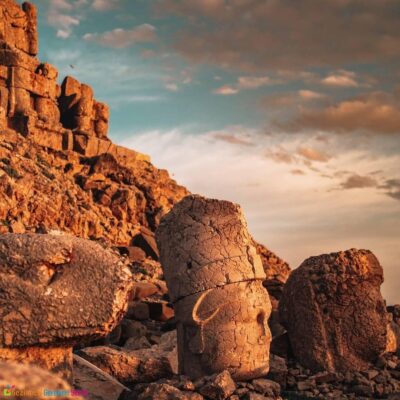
187,261,193,270
257,311,266,336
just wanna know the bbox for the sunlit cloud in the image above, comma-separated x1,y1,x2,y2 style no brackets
83,24,157,48
119,127,400,303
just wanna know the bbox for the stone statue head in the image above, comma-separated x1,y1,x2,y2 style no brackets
175,280,272,380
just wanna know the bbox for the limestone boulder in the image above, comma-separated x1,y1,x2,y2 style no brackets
279,249,387,373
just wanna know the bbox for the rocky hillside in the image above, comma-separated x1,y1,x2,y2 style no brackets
0,0,190,245
0,128,188,244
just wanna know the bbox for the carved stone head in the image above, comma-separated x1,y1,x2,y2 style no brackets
175,280,271,380
156,195,272,380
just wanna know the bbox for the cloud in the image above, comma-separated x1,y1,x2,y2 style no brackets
297,147,331,162
119,127,400,303
341,174,377,189
164,83,179,92
158,0,400,72
266,148,295,164
213,86,239,95
262,90,325,108
381,178,400,200
321,70,359,87
83,25,157,48
92,0,119,11
47,0,85,38
283,91,400,134
291,169,306,175
214,75,275,95
237,76,273,89
213,132,254,146
298,90,325,100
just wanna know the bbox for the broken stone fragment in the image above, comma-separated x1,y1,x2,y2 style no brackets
78,330,178,385
199,370,236,400
0,360,83,400
279,249,387,373
0,233,133,380
73,354,129,400
156,195,272,380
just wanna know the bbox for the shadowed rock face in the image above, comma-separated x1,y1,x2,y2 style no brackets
156,195,272,380
279,249,387,373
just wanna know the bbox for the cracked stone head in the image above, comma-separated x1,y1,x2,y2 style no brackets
156,195,272,380
0,233,133,348
279,249,387,372
156,195,266,302
176,280,272,380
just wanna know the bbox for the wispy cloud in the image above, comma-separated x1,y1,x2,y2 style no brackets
282,91,400,134
83,24,157,48
92,0,120,11
213,85,239,95
297,147,331,162
159,0,400,72
321,70,359,87
46,0,88,38
119,127,400,303
214,76,275,95
341,174,377,189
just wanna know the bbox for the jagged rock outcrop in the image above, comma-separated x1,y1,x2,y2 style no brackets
156,195,272,381
279,249,387,373
0,233,133,379
0,0,188,245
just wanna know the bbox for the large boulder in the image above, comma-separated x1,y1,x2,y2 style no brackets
279,249,387,373
0,233,133,379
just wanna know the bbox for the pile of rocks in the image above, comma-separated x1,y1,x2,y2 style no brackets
281,353,400,399
121,370,282,400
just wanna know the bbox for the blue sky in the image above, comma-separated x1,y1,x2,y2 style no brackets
30,0,400,302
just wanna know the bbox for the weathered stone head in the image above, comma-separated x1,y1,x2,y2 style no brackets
0,233,133,380
279,249,387,373
156,195,272,380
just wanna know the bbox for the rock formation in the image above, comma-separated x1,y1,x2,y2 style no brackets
0,0,189,244
0,0,108,154
0,360,84,399
156,195,272,381
279,249,388,373
0,233,132,380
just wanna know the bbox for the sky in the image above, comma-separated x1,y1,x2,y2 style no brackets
29,0,399,303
